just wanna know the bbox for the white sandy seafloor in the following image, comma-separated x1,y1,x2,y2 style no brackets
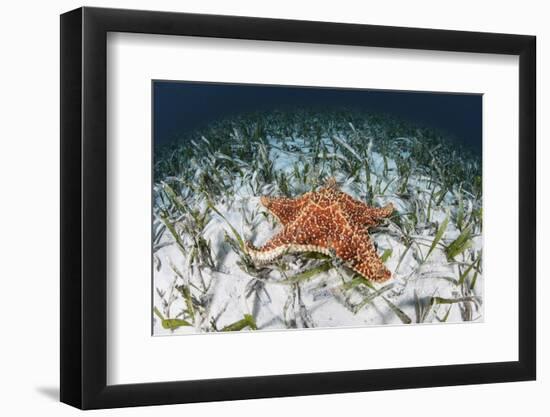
152,111,483,335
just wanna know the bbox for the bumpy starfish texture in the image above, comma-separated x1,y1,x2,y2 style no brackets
245,178,394,282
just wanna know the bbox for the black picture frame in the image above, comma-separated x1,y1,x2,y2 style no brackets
60,6,536,410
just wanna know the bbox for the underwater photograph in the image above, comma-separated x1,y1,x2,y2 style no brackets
152,81,483,335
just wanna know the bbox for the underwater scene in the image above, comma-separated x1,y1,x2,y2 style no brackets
152,81,482,335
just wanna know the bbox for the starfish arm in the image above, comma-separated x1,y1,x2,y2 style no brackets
337,192,394,227
260,194,311,225
248,201,322,251
248,227,293,252
244,226,313,264
367,202,394,219
332,226,392,282
246,201,331,262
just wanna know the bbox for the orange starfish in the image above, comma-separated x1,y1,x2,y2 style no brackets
245,178,394,282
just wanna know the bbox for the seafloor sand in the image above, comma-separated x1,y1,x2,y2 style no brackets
152,110,482,335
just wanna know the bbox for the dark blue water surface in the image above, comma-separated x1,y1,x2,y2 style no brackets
153,81,482,153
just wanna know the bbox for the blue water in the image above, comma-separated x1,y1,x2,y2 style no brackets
153,81,482,153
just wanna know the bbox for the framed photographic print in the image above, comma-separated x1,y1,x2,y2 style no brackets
60,6,536,409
